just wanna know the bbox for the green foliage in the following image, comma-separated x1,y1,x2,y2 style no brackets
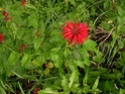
0,0,125,94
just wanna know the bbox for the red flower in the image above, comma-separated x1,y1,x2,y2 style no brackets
0,34,4,43
4,16,11,21
2,11,11,21
32,88,41,94
18,44,27,53
62,21,89,45
2,11,9,17
21,0,26,6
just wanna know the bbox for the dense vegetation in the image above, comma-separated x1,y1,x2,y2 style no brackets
0,0,125,94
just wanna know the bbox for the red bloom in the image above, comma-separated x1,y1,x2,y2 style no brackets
0,34,4,43
18,44,27,53
2,11,11,21
62,21,89,45
2,11,9,17
4,16,11,21
21,0,26,6
32,88,41,94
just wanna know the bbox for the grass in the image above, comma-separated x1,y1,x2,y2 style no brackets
0,0,125,94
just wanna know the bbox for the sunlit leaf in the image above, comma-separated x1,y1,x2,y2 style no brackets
92,76,100,91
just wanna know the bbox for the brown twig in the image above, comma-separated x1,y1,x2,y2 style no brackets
98,27,116,46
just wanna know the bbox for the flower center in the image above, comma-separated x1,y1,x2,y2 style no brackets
72,26,79,35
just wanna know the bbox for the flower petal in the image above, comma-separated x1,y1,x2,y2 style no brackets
62,21,89,45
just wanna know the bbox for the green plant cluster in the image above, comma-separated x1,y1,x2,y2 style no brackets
0,0,125,94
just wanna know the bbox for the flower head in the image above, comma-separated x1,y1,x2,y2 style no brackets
2,11,9,17
4,16,11,21
18,44,27,53
0,34,4,43
2,11,11,21
21,0,27,6
62,21,89,45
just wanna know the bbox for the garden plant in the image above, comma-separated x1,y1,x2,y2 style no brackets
0,0,125,94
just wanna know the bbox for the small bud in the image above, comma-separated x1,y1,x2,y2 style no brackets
18,44,27,53
108,20,113,24
0,34,4,43
2,11,9,17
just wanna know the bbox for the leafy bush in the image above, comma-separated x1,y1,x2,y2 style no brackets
0,0,125,94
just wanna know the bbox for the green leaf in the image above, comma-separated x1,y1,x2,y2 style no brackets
83,39,97,51
69,70,78,88
28,13,38,29
31,59,40,67
0,86,6,94
75,60,85,68
118,6,125,17
64,48,71,57
38,88,58,94
8,52,17,65
83,68,89,85
61,76,69,90
11,71,24,79
16,28,25,39
118,40,124,49
93,51,103,64
84,55,90,66
44,68,50,75
104,81,114,91
81,48,90,66
18,82,25,94
21,54,29,67
92,76,100,91
13,15,23,25
33,38,42,50
120,88,125,94
73,49,81,59
50,53,62,68
68,0,76,6
40,21,45,32
47,62,54,69
36,55,45,66
26,4,37,10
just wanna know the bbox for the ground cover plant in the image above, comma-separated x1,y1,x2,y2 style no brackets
0,0,125,94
